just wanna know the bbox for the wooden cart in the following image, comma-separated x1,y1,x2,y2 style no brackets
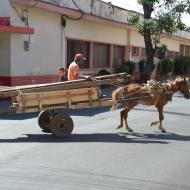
0,73,131,137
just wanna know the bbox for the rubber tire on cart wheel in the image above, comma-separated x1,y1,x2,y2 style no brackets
38,110,57,132
50,114,74,137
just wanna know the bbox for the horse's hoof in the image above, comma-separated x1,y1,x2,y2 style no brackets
128,128,133,133
159,127,166,133
162,129,166,133
117,125,123,129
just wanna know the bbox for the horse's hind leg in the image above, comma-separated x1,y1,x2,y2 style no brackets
117,109,125,129
150,120,159,126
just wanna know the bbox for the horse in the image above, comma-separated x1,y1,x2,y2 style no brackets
111,77,190,133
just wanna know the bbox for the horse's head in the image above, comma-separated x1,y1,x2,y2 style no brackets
175,77,190,99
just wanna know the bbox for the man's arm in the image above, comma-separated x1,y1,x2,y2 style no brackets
77,74,92,80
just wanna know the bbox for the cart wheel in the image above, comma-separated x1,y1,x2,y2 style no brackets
38,109,57,132
50,114,74,137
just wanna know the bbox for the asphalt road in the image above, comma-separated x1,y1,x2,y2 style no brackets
0,94,190,190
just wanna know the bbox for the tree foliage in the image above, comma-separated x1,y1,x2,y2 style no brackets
128,0,188,80
129,0,187,48
157,44,167,59
174,56,190,75
117,61,135,74
160,58,174,75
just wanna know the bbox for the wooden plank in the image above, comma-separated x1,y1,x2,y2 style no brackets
13,98,114,113
66,91,72,108
0,86,12,90
0,73,131,98
17,87,99,108
88,89,93,106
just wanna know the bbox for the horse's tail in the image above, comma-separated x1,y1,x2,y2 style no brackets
110,87,124,111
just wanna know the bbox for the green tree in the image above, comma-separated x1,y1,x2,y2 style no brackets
160,58,174,76
174,56,190,75
117,61,135,74
128,0,187,81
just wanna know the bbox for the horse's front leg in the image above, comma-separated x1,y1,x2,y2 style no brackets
117,107,133,131
123,104,136,133
150,99,160,126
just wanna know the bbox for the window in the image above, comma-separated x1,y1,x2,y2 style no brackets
185,46,190,56
93,43,109,68
179,44,190,56
132,46,140,56
113,45,124,68
175,52,179,58
167,51,175,59
141,48,146,57
179,44,185,56
67,40,89,68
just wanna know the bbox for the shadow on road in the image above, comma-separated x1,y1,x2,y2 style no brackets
61,107,111,116
121,132,190,141
1,131,189,144
0,106,112,120
0,112,38,120
0,132,179,144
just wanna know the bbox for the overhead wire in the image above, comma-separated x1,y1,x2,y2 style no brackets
72,0,83,12
63,0,84,20
9,0,39,49
9,0,23,20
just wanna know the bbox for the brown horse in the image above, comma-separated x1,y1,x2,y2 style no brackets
111,77,190,133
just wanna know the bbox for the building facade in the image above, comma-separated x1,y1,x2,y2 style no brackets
0,0,190,86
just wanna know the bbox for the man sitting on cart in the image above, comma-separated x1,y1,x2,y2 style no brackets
68,53,91,81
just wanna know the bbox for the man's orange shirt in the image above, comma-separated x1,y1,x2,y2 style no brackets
68,62,80,81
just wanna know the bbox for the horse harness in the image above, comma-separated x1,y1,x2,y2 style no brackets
120,80,173,103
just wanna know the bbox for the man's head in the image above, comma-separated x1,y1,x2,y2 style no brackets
58,67,65,76
74,53,86,64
